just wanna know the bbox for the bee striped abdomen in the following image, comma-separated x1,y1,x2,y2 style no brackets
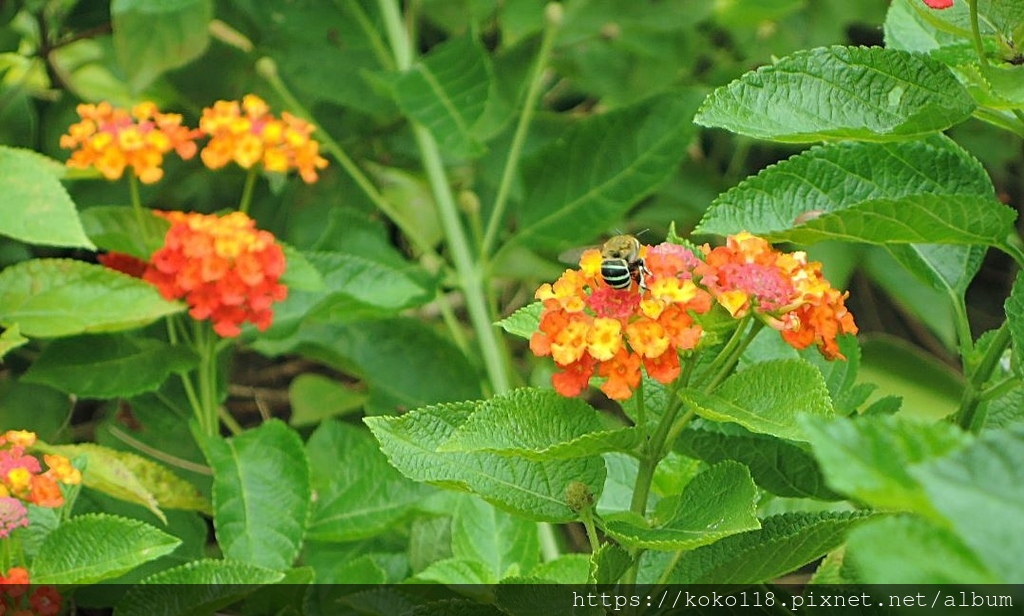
601,258,634,289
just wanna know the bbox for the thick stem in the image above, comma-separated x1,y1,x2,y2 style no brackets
956,322,1011,432
967,0,989,67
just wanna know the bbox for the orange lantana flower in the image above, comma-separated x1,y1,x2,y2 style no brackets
144,211,288,337
199,94,328,183
60,101,200,184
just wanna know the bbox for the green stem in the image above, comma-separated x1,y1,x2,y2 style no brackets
193,321,221,437
999,234,1024,268
238,166,258,214
537,521,561,561
578,506,601,554
480,3,560,257
951,293,975,360
338,0,396,70
979,376,1019,401
955,321,1011,432
167,317,204,423
967,0,989,67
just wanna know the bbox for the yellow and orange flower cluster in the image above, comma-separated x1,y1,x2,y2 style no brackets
697,232,857,360
60,95,328,184
60,102,200,184
199,94,328,183
530,233,859,400
143,211,288,337
0,566,61,616
0,431,81,539
530,243,712,400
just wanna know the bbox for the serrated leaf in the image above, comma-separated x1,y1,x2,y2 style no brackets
391,33,493,159
910,425,1024,581
31,513,180,584
497,302,542,340
306,420,429,542
675,422,840,500
23,334,197,399
365,401,606,522
801,414,971,514
846,515,1000,584
112,0,212,92
0,259,184,338
439,388,641,460
115,559,283,616
79,205,168,259
665,511,877,584
694,45,975,142
602,462,760,550
45,442,209,517
0,324,27,362
519,555,591,585
280,243,325,292
681,359,833,442
511,91,701,250
288,373,366,426
451,496,540,580
697,136,995,237
411,558,495,585
590,543,632,585
0,146,94,249
198,419,310,570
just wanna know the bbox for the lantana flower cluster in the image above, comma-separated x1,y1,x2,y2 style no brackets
531,233,858,400
60,94,327,183
0,430,81,539
1,566,61,616
140,211,288,338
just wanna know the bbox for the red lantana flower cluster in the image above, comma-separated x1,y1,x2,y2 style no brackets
0,431,82,539
530,233,858,400
923,0,953,9
141,211,288,337
60,95,328,183
1,567,62,616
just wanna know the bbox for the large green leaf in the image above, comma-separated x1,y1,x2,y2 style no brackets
697,137,995,237
0,146,94,249
602,462,760,551
199,419,310,570
115,559,283,616
0,325,27,363
364,401,606,522
663,511,876,583
681,359,834,442
910,425,1024,582
694,45,975,142
0,259,184,338
391,33,494,159
439,388,641,460
510,91,701,250
801,415,971,514
306,420,430,542
111,0,212,92
31,513,180,585
23,334,197,399
450,496,540,581
79,205,168,259
288,373,366,427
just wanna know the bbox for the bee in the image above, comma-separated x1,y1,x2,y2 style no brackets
561,234,650,291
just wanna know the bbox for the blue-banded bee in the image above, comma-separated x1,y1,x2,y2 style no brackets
561,234,650,291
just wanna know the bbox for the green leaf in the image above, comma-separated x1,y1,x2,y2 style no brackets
279,243,325,292
858,335,963,420
111,0,212,92
79,205,168,259
23,334,197,399
846,515,1000,584
0,146,94,249
664,511,876,583
590,544,633,585
365,401,606,522
681,359,833,442
288,373,366,427
602,462,760,550
199,419,310,570
675,421,841,500
697,136,995,237
0,259,184,338
115,559,284,616
764,194,1016,247
0,324,27,362
411,558,495,585
31,513,180,585
910,425,1024,581
800,414,971,514
450,496,540,580
526,554,591,584
497,302,542,340
45,442,209,518
1006,272,1024,379
391,33,493,159
511,91,701,250
439,388,641,460
694,45,975,142
305,420,430,542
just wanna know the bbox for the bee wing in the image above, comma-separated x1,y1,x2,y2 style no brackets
558,245,599,265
